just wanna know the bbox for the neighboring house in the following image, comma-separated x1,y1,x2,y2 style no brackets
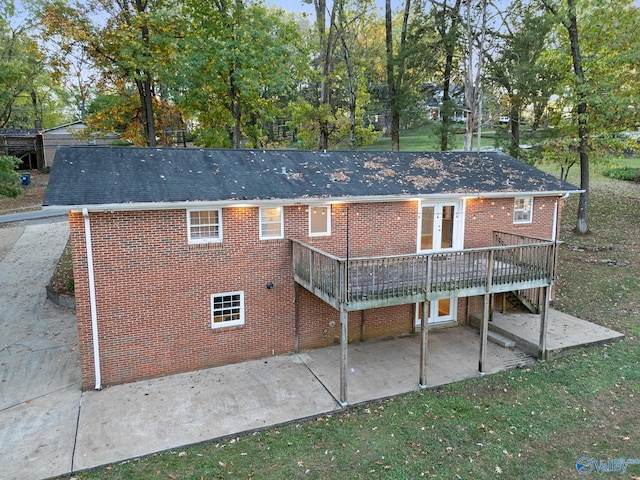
42,121,119,168
0,127,39,169
43,146,580,404
0,121,118,170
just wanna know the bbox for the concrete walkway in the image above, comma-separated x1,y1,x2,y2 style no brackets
0,218,624,480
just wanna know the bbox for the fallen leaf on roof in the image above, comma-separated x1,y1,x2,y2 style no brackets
412,156,443,170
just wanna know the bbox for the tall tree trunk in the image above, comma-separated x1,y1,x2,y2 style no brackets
385,0,411,151
136,77,156,147
509,102,520,157
463,0,486,152
230,72,241,148
385,0,398,150
135,0,156,147
542,0,589,234
567,0,589,234
338,12,357,150
438,0,462,151
315,0,338,150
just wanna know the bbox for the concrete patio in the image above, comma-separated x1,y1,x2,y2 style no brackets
470,309,625,360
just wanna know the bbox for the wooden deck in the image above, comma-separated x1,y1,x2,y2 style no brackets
292,231,556,311
291,231,558,405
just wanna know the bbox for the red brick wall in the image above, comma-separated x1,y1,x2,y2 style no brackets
70,196,563,389
463,196,559,248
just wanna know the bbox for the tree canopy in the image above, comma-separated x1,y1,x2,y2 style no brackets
1,0,637,226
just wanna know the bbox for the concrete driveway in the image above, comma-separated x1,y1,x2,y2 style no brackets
0,219,80,480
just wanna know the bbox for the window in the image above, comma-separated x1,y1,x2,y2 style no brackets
514,197,533,224
260,206,283,239
309,205,331,236
211,291,244,329
188,209,222,243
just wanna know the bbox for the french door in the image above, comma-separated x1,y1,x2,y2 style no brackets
416,201,463,325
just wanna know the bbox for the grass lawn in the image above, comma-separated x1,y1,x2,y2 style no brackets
58,153,640,479
365,123,506,151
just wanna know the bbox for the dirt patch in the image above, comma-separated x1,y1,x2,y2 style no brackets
49,239,74,295
0,170,49,214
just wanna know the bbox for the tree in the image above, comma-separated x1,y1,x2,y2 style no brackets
539,0,640,234
0,4,49,128
334,0,379,149
41,0,181,146
429,0,463,151
314,0,341,150
461,0,488,151
176,0,300,148
290,0,380,150
0,155,21,197
385,0,411,151
485,1,556,157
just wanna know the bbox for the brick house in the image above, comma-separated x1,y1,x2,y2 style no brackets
44,146,579,403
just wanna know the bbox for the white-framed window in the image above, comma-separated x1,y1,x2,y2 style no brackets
211,291,244,329
309,205,331,236
187,209,222,244
513,197,533,224
259,206,284,239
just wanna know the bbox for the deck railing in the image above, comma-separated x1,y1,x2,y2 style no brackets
292,232,556,311
493,231,559,313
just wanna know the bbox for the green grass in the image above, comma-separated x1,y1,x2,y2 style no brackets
365,123,524,152
62,132,640,480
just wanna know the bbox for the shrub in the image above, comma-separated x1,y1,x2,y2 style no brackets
602,166,640,182
0,155,22,197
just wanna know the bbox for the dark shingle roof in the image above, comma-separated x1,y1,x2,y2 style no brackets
43,146,580,207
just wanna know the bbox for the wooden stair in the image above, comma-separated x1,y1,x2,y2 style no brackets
505,290,539,314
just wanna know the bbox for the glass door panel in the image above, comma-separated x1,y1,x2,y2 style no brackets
415,298,455,325
441,205,455,249
417,200,462,326
420,206,434,250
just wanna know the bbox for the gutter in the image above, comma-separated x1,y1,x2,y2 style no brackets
83,208,102,390
42,190,583,214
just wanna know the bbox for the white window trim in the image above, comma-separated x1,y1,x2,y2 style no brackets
211,291,244,329
309,204,331,237
187,208,223,244
259,206,284,240
513,197,533,224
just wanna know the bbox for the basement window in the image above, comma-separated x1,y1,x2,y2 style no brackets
211,291,244,329
513,197,533,224
188,209,222,243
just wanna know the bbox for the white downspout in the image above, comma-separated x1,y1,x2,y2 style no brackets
83,208,102,390
551,198,559,242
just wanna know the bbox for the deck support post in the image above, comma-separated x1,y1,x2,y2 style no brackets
339,305,349,406
479,251,494,375
538,286,550,360
478,293,490,374
419,300,429,388
294,283,300,352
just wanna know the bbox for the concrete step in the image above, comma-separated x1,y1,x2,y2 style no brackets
488,330,516,349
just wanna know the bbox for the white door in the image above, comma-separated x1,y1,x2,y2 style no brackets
416,201,463,325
